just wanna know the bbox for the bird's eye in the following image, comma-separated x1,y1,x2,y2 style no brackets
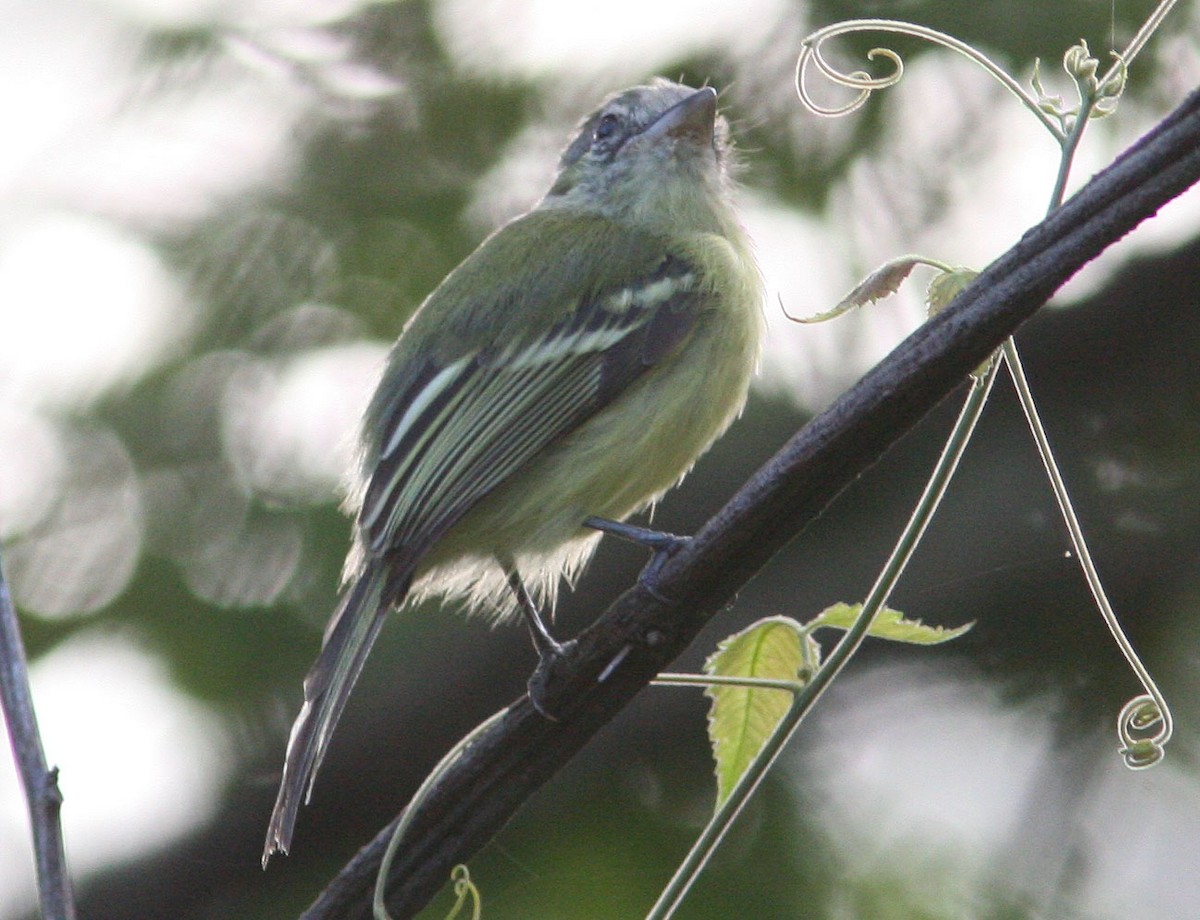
593,113,621,144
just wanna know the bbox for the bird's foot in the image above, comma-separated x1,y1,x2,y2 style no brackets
526,638,578,719
583,516,691,597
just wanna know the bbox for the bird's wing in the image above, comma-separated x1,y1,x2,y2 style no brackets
358,251,704,562
264,239,708,863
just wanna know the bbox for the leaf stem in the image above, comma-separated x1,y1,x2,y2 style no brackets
652,673,806,693
1047,94,1093,217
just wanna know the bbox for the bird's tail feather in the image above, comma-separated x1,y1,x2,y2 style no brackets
262,562,407,866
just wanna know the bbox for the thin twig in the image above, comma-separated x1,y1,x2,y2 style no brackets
0,547,77,920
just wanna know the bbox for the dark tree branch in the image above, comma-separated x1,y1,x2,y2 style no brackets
300,85,1200,920
0,548,77,920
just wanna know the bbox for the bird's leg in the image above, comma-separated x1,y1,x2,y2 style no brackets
501,559,575,718
504,562,566,658
583,516,691,590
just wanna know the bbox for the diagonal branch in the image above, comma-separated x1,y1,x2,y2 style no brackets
301,84,1200,920
0,549,77,920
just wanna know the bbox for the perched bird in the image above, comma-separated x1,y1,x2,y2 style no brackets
263,78,764,863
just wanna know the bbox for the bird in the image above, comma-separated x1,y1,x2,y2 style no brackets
263,78,764,864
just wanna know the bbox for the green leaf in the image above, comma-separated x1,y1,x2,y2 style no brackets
703,616,813,808
924,264,993,379
925,266,978,318
809,602,973,644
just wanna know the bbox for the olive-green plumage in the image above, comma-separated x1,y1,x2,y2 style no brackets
265,80,764,862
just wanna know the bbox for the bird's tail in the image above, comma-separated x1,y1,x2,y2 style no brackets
262,561,408,866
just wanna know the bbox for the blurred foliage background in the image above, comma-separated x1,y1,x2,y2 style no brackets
2,1,1199,918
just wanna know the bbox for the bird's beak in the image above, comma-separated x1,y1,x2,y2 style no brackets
643,87,718,146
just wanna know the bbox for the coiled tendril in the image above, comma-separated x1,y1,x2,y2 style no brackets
445,865,482,920
1119,694,1171,770
795,18,1064,138
793,12,1178,771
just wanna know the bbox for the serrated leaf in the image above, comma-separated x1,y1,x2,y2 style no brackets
925,267,978,317
703,616,812,808
796,256,923,324
926,266,996,378
810,602,973,644
844,257,921,307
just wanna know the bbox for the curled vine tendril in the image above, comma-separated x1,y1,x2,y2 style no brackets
794,18,1064,139
794,4,1180,772
1118,694,1171,770
446,865,482,920
794,39,902,117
